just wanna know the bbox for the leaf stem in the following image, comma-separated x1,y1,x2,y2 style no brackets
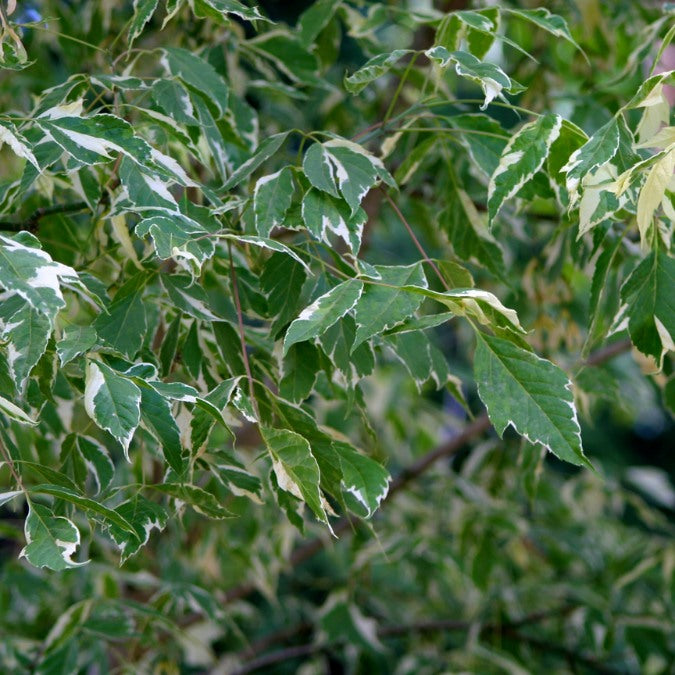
228,242,260,420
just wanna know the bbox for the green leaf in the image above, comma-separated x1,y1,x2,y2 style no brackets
261,253,307,337
222,132,289,190
221,233,310,271
29,484,138,537
94,273,147,358
128,0,159,47
1,299,51,390
487,113,562,224
253,167,295,237
302,188,367,254
504,8,583,53
636,147,675,246
298,0,341,46
448,113,508,178
284,279,364,355
353,264,427,349
73,435,114,494
137,215,215,272
440,185,505,278
161,47,229,116
248,32,319,84
262,427,329,526
0,234,79,323
190,378,239,453
320,314,374,382
0,120,40,170
161,275,219,321
152,483,234,519
192,0,270,24
37,114,152,166
474,332,590,468
403,286,524,334
344,49,412,94
0,395,36,425
106,495,167,563
335,442,389,518
280,342,321,403
84,360,141,458
20,502,87,571
303,138,395,215
562,117,620,205
138,385,186,476
57,325,97,366
159,313,182,377
425,47,514,109
618,251,675,368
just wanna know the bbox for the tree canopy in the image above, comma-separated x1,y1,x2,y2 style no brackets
0,0,673,672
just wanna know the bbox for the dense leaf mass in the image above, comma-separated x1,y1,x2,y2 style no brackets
0,0,673,672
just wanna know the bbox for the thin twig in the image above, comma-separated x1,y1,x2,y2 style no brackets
0,201,88,233
583,338,632,367
381,189,450,291
227,242,260,419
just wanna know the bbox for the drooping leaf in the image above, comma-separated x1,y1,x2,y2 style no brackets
128,0,159,47
474,332,590,468
334,442,390,518
302,188,367,254
562,117,620,205
57,325,97,366
261,253,308,337
94,273,147,358
253,167,295,237
84,361,141,458
353,264,427,349
487,113,562,224
303,138,395,215
106,495,168,563
440,185,505,278
0,234,79,323
425,47,515,109
152,483,234,519
344,49,412,94
504,8,583,53
29,484,138,537
618,251,675,367
284,279,364,355
636,147,675,246
0,120,40,170
222,132,289,190
160,47,229,116
138,385,186,476
448,113,508,178
280,342,321,403
1,299,51,390
20,503,87,571
192,0,270,24
262,427,329,526
298,0,341,45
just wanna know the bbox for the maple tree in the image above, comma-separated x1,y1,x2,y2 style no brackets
0,1,673,672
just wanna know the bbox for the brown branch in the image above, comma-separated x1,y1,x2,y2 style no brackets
0,200,88,233
381,189,450,291
224,413,491,603
583,338,632,367
232,603,580,674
